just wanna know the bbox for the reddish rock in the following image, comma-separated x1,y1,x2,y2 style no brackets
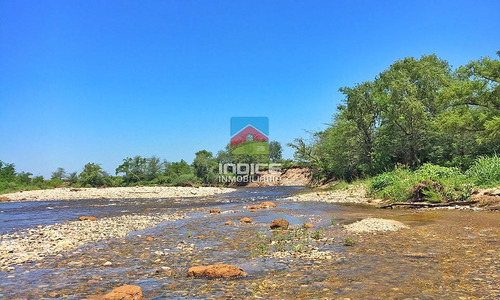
145,236,154,242
224,221,232,226
270,218,289,230
187,264,247,278
78,216,98,221
0,196,11,202
87,279,100,284
209,209,221,214
303,223,314,229
260,201,277,208
196,235,205,239
240,217,253,223
103,285,143,300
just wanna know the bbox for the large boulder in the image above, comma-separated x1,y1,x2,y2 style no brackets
103,285,143,300
187,264,247,278
270,218,289,230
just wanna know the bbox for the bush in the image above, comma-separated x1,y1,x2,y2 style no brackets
369,164,472,203
466,155,500,187
171,174,199,186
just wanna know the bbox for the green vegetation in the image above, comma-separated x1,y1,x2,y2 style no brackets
290,52,500,183
251,227,320,257
343,238,355,246
368,156,500,203
0,140,285,194
288,51,500,203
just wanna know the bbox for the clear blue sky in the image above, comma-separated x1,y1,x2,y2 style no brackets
1,0,499,177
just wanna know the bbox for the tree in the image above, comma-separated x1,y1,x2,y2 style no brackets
116,156,148,184
146,156,163,181
376,54,452,167
67,172,78,184
17,171,33,185
268,141,283,162
193,150,218,183
51,167,66,180
79,163,109,187
339,81,379,174
0,160,16,182
166,159,192,177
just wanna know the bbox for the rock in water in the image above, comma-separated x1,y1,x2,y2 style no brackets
209,209,221,214
303,223,314,229
78,216,98,221
270,218,289,230
240,217,253,223
103,285,143,300
259,201,277,208
187,264,247,278
224,221,232,225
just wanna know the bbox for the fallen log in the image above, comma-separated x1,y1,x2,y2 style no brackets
380,200,478,209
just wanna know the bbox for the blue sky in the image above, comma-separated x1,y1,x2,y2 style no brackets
1,0,499,177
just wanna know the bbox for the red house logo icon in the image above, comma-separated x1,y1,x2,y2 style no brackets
230,124,269,146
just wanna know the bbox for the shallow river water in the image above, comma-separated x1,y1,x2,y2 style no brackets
0,187,499,299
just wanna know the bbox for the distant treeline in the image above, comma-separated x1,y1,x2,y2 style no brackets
0,141,285,193
289,51,500,182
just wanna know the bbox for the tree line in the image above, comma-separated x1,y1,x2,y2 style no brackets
0,141,284,192
289,51,500,182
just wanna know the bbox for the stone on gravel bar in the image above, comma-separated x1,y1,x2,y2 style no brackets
78,216,98,221
187,264,247,278
103,284,143,300
270,218,289,230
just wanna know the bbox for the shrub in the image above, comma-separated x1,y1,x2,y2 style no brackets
171,174,199,186
369,164,472,203
466,155,500,187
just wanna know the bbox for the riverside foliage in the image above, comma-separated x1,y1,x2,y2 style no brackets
289,52,500,183
0,141,285,193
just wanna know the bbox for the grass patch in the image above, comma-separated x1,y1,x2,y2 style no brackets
367,156,500,203
250,227,332,257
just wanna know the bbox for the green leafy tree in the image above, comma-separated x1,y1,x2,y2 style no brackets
51,167,66,180
0,160,16,182
193,150,218,183
79,163,109,187
269,141,283,162
376,54,452,167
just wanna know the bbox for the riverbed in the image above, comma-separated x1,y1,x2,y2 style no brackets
0,187,498,299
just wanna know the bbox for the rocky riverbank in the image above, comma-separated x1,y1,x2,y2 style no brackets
286,185,379,204
0,186,236,202
0,212,187,270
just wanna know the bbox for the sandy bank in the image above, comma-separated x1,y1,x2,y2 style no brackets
0,186,236,202
344,218,409,233
286,186,379,204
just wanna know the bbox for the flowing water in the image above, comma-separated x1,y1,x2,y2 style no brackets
0,187,499,299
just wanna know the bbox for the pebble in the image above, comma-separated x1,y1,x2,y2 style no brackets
0,212,187,270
